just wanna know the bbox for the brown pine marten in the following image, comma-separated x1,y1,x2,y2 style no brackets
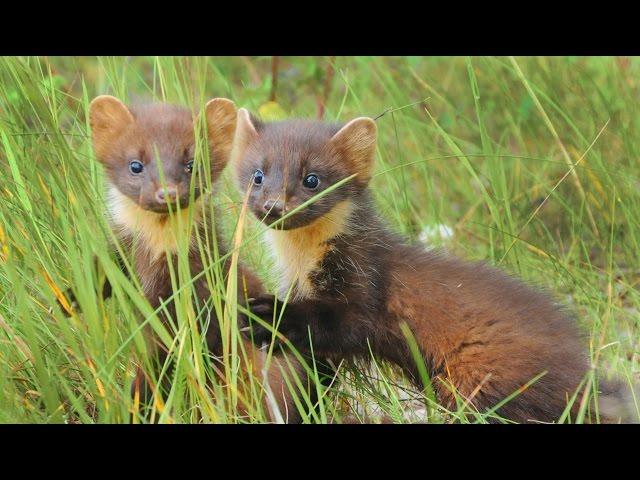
233,109,637,423
86,96,307,422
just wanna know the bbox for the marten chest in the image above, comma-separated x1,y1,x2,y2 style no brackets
108,187,208,304
266,230,332,300
124,238,211,309
135,250,172,303
265,200,355,300
264,201,379,302
108,187,202,260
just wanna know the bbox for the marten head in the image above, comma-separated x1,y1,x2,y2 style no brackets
233,109,377,230
89,95,237,214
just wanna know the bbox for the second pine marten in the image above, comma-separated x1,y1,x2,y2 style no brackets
233,109,636,423
86,96,308,422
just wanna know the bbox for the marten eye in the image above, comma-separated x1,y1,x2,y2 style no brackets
185,160,194,174
303,174,320,189
253,169,264,186
129,160,144,175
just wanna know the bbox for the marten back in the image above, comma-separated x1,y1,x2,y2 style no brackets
387,234,588,421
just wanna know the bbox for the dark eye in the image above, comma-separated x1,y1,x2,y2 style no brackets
303,174,319,189
186,160,194,174
253,169,264,186
129,160,144,175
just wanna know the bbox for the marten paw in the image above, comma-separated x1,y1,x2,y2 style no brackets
245,294,304,349
245,294,281,347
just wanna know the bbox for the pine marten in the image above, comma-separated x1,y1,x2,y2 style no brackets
85,96,307,422
233,109,637,423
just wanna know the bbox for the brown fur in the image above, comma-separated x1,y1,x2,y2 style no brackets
88,96,307,422
235,112,634,423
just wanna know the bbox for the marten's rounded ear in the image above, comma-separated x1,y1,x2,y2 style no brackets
203,98,238,170
89,95,134,162
232,108,260,163
330,117,377,184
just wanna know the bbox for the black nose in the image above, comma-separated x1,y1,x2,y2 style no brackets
263,199,284,217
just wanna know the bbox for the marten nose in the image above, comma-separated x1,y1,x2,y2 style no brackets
263,199,285,217
155,185,178,204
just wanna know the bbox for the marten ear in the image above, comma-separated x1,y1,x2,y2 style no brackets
329,117,377,184
202,98,237,170
233,108,260,163
89,95,134,163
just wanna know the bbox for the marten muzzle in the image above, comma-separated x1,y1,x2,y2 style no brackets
155,185,178,204
263,199,285,218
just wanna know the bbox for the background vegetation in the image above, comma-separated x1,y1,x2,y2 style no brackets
0,56,638,423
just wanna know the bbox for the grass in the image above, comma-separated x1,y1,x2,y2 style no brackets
0,56,638,423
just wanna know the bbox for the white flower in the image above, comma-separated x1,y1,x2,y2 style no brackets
419,224,454,246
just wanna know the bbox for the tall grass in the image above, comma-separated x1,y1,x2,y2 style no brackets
0,56,638,423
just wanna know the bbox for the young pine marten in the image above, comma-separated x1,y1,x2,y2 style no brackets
233,109,637,423
86,96,307,422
